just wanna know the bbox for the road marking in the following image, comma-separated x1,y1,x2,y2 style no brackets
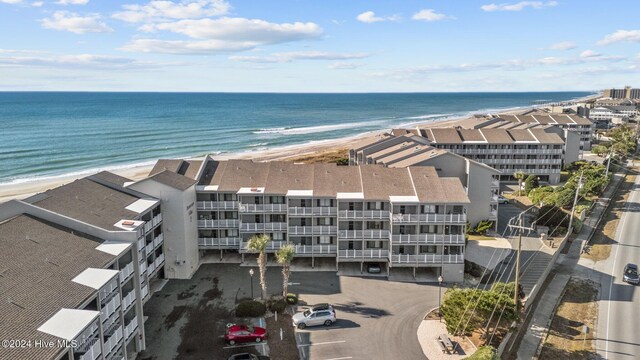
297,340,347,347
604,173,638,357
223,342,266,349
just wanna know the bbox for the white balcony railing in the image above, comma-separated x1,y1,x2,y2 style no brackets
292,244,338,255
338,249,389,259
239,204,288,213
119,262,134,283
288,225,337,235
241,241,285,252
77,338,101,360
147,261,156,274
152,214,162,227
198,219,240,228
391,234,465,244
338,210,389,219
154,253,165,270
100,295,121,323
121,290,136,311
491,178,500,187
197,201,239,210
239,222,287,232
139,261,147,275
137,238,145,252
141,285,149,299
99,280,118,303
153,233,164,248
198,237,242,249
391,213,467,224
124,317,139,340
338,229,390,239
145,242,154,255
104,326,123,356
390,254,464,265
288,206,337,216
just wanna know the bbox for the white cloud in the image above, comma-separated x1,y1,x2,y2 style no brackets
412,9,450,22
113,0,230,23
56,0,89,5
597,29,640,45
40,11,113,34
549,41,576,50
0,52,173,70
119,39,257,54
328,62,363,70
356,11,400,23
31,1,43,6
580,50,600,58
0,0,23,4
229,51,370,63
481,1,558,12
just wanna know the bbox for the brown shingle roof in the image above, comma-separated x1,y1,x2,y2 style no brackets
149,159,184,176
409,167,470,203
0,215,115,360
312,163,362,197
508,129,536,142
480,129,514,143
90,171,131,187
430,128,463,143
359,165,415,200
264,162,315,195
145,170,197,191
529,129,565,144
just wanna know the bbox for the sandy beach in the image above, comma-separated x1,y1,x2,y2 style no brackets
0,96,595,204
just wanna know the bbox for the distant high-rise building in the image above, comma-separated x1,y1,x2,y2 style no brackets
604,86,640,99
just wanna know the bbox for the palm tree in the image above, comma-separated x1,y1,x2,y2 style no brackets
246,234,271,300
276,244,296,298
514,171,526,196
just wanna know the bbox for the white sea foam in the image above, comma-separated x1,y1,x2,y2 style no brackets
404,113,454,120
253,121,383,136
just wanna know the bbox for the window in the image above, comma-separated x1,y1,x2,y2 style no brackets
319,236,331,244
273,232,284,240
318,217,331,226
318,198,331,207
422,205,437,213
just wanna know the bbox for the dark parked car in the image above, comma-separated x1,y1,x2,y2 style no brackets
367,263,382,274
623,263,639,284
224,324,267,345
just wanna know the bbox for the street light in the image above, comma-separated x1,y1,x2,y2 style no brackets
249,268,254,299
438,275,444,322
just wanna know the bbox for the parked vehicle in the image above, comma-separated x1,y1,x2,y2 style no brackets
623,263,639,284
224,324,267,345
497,195,509,204
367,263,382,274
292,303,337,329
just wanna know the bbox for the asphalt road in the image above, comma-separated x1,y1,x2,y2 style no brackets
289,272,441,360
596,174,640,359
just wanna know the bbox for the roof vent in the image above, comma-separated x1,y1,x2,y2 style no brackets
251,187,259,192
122,220,135,227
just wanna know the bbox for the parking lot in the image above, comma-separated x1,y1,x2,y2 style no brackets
288,272,442,360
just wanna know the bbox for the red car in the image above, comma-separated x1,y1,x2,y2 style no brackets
224,324,267,345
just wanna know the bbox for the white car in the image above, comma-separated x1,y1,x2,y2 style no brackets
292,304,336,329
497,195,509,204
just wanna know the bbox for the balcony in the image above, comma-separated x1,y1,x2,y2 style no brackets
77,338,101,360
288,206,337,216
338,249,389,261
338,229,390,239
491,178,500,187
288,225,337,236
145,242,154,255
239,204,287,213
239,222,287,232
139,261,147,275
119,262,134,283
197,201,239,210
292,244,338,256
137,238,145,252
103,326,123,356
240,241,285,253
198,219,240,228
99,281,118,305
391,213,466,224
390,234,465,245
141,284,149,299
124,317,139,340
152,214,162,227
143,222,152,233
153,233,164,248
154,253,165,271
198,237,242,249
122,290,136,311
100,295,121,323
338,210,389,219
390,254,464,266
147,261,156,274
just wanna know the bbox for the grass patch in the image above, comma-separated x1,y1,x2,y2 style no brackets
539,278,599,360
583,173,636,262
468,235,496,241
286,148,348,164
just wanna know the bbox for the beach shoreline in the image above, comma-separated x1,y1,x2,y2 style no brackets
0,93,598,203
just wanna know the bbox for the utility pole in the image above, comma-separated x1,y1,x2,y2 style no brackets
605,150,613,177
568,171,584,234
508,214,534,309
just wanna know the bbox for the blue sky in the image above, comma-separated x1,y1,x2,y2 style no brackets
0,0,639,92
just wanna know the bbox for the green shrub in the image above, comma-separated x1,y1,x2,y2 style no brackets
267,299,287,313
286,293,298,305
464,345,499,360
236,300,266,317
334,157,349,166
524,174,539,195
528,186,554,205
555,188,575,208
472,220,494,235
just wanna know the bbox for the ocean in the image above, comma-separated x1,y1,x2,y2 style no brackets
0,91,593,185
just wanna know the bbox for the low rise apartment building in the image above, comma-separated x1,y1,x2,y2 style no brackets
0,171,168,360
349,131,500,228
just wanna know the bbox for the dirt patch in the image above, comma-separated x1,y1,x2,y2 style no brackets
266,313,299,360
583,173,636,262
165,305,188,329
539,278,599,360
503,194,533,210
286,148,348,164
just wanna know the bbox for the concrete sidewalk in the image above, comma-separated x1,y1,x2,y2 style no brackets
512,169,627,359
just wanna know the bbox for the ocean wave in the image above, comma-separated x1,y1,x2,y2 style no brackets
403,113,454,120
249,142,269,147
253,121,384,136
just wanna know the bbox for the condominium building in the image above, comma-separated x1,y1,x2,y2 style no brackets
587,106,637,124
151,158,471,282
604,86,640,99
349,131,501,228
0,171,166,360
414,127,579,184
